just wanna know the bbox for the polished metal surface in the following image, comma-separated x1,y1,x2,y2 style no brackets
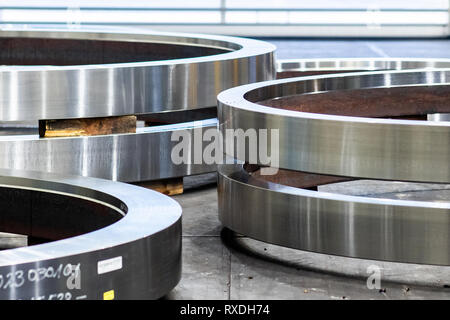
0,119,217,182
218,164,450,265
0,26,275,181
0,169,181,299
0,26,275,121
276,57,450,75
218,69,450,183
218,64,450,266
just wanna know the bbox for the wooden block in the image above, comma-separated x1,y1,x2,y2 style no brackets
133,178,183,196
39,115,136,138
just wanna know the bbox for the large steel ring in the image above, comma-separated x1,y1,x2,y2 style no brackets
0,119,218,182
218,164,450,265
0,169,181,299
0,26,275,120
218,68,450,183
217,68,450,265
0,26,274,181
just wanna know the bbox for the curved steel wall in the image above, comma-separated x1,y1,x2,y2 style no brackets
218,66,450,265
0,27,275,120
219,69,450,183
0,169,181,299
0,27,275,182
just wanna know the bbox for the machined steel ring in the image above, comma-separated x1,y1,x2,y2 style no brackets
217,67,450,266
276,57,450,122
0,169,181,300
0,25,275,120
0,119,218,182
218,68,450,183
0,26,274,181
218,164,450,265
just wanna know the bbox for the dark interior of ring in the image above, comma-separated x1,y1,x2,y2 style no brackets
271,71,449,119
0,37,228,65
244,164,351,191
138,107,218,125
0,186,123,241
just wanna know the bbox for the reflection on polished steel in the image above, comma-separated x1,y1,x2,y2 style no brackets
218,68,450,183
0,26,275,181
0,169,181,299
218,164,450,265
218,65,450,266
0,119,217,182
0,26,275,120
276,57,450,77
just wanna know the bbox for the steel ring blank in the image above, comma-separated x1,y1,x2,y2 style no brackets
218,68,450,183
0,26,274,181
218,164,450,265
0,119,217,182
0,169,181,300
0,26,275,121
218,62,450,266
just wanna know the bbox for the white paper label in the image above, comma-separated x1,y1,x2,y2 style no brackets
97,256,123,275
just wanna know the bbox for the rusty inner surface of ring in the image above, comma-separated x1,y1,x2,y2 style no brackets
0,37,227,66
248,71,450,189
263,71,450,119
245,164,350,191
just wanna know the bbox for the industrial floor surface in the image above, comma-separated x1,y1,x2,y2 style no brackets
2,39,450,300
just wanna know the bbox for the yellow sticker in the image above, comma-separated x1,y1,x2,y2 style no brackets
103,290,115,300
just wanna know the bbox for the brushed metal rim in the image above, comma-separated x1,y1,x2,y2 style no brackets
0,25,275,121
218,68,450,183
218,164,450,265
276,57,450,73
0,169,181,300
0,119,217,182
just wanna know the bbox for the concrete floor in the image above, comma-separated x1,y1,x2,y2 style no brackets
2,39,450,299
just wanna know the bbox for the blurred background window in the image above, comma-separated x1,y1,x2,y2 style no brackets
0,0,448,37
